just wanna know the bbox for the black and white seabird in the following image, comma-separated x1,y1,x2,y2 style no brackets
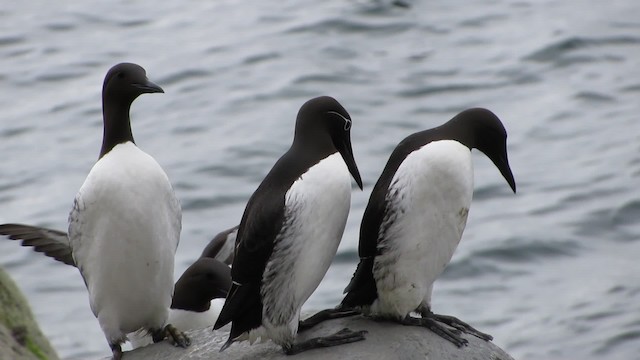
64,63,188,359
213,96,366,355
301,108,516,347
170,257,231,326
0,223,233,348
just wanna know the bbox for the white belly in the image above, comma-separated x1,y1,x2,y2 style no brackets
69,142,181,343
371,140,473,317
259,152,352,345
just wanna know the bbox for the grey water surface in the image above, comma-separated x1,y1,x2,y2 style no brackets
1,1,639,359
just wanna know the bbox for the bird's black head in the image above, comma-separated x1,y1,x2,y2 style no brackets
102,62,164,102
294,96,363,190
450,108,516,193
171,258,232,312
99,63,164,158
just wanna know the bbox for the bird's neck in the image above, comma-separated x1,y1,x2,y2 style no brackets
100,98,135,158
440,120,476,151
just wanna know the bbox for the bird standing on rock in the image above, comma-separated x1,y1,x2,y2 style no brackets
301,108,516,348
0,223,234,348
214,96,366,355
67,63,189,359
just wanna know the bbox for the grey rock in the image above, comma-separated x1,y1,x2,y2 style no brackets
124,315,514,360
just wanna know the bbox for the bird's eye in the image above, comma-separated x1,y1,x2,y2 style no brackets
327,111,351,131
343,118,352,131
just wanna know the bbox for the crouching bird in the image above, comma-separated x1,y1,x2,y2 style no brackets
300,108,516,348
213,96,366,355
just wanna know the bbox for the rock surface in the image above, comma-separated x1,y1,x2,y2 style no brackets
124,315,514,360
0,267,59,360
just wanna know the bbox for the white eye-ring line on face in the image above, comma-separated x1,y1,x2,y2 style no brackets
327,111,352,131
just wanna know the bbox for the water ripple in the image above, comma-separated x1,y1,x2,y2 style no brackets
574,91,616,103
524,36,640,65
181,194,246,211
0,35,25,47
286,18,413,35
611,200,640,228
595,329,640,355
242,52,280,65
397,82,505,98
43,23,75,32
35,70,87,83
471,237,581,264
157,68,211,86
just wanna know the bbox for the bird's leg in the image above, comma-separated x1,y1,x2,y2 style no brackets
109,343,123,360
399,315,468,348
298,308,361,332
284,328,367,355
151,323,191,348
422,308,493,341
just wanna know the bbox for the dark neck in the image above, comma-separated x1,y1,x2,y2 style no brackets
99,97,135,158
292,121,335,161
442,116,477,150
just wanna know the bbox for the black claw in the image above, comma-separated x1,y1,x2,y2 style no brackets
400,316,468,348
298,308,360,332
153,324,191,348
430,313,493,342
285,327,367,355
110,343,123,360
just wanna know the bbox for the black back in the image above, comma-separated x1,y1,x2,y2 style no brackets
200,225,239,265
214,96,358,341
99,63,163,158
342,108,515,308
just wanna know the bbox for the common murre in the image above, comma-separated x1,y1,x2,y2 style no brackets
213,96,366,355
0,223,234,346
300,108,516,347
66,63,188,359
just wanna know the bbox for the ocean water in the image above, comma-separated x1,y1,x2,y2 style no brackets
1,0,639,359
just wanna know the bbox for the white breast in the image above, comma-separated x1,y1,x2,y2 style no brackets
68,142,181,343
371,140,473,317
259,152,352,344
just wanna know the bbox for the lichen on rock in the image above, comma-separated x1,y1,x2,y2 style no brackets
0,267,59,360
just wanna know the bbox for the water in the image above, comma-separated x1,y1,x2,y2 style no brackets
1,0,639,359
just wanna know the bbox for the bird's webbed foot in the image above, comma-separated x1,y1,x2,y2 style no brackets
298,307,361,332
400,315,468,348
109,343,123,360
426,311,493,341
284,327,367,355
151,323,191,348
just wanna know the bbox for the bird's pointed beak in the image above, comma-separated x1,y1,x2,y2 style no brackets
495,154,516,193
134,79,164,94
337,136,363,190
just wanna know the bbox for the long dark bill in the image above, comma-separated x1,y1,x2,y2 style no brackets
134,79,164,94
337,136,363,190
494,154,516,193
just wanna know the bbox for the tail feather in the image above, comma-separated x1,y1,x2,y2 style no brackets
213,282,262,342
219,337,234,352
342,257,378,308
